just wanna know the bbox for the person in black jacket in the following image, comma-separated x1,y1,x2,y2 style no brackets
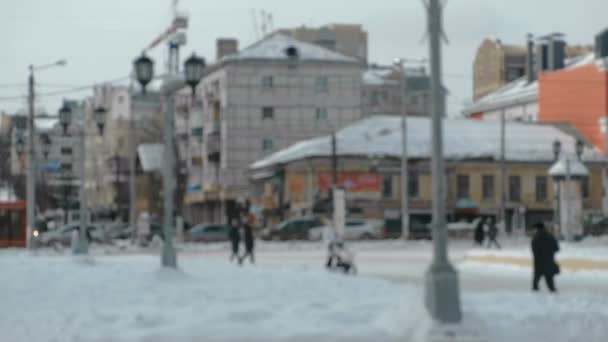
531,222,560,292
486,216,501,249
473,217,486,246
228,218,241,263
239,213,255,265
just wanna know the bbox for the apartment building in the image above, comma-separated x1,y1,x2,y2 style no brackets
184,32,362,224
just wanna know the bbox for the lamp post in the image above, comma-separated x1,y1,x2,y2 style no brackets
134,52,204,268
57,101,106,254
549,139,587,242
424,0,462,323
26,60,66,249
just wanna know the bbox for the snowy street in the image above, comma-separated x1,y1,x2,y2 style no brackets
2,239,608,341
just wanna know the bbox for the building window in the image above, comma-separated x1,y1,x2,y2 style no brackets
117,95,124,104
315,108,328,120
482,175,494,200
62,163,72,172
535,176,548,202
457,174,469,199
408,171,419,198
382,175,393,198
581,177,590,199
370,90,379,105
315,77,329,92
509,175,521,202
262,139,274,151
61,147,72,156
262,76,274,89
262,107,274,120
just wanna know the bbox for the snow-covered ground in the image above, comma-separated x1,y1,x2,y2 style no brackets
2,238,608,341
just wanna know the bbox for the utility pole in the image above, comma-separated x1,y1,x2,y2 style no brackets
78,108,88,253
331,131,337,187
500,108,506,234
26,65,36,249
424,0,462,323
129,90,137,243
162,93,177,267
397,61,410,240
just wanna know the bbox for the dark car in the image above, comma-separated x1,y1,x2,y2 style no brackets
186,224,230,242
262,217,324,241
584,217,608,236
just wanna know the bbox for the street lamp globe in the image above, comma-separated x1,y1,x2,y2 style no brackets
575,139,584,160
14,115,27,130
94,107,107,135
184,53,205,94
15,136,25,156
552,140,562,161
59,103,72,135
133,53,154,93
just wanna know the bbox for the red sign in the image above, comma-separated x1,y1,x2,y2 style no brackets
318,173,381,192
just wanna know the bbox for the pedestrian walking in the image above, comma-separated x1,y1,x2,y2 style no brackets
239,213,256,265
474,216,486,246
487,216,501,249
531,222,560,292
228,218,241,263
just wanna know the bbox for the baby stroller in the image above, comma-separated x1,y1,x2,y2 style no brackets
326,240,356,275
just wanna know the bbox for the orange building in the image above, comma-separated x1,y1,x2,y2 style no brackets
539,60,608,153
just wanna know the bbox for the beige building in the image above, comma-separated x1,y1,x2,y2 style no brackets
84,84,163,220
277,24,368,64
472,36,591,100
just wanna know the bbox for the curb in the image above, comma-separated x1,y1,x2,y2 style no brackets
465,255,608,271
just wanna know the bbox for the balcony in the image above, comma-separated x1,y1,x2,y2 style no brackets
208,120,220,135
207,133,221,162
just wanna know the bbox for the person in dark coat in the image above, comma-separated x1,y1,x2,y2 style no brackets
474,217,486,246
239,215,255,265
531,222,560,292
486,216,501,249
228,218,241,262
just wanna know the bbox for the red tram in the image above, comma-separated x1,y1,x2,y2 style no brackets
0,201,27,247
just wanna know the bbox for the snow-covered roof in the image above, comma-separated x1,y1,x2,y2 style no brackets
463,53,596,115
363,68,395,85
137,143,163,172
250,115,605,171
362,66,427,86
221,33,358,64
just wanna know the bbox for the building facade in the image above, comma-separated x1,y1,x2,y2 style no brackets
84,84,163,220
250,116,604,232
472,36,591,101
362,65,431,117
183,33,362,224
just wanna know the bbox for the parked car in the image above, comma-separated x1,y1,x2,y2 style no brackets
262,217,324,241
105,222,132,240
308,219,383,241
186,224,230,242
584,217,608,236
38,224,106,247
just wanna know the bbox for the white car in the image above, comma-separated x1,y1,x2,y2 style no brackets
308,219,383,241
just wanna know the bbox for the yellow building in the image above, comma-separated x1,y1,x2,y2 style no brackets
249,116,605,232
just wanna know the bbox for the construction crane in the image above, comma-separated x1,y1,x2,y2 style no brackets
144,0,189,75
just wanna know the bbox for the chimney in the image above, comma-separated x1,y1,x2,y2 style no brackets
596,28,608,59
526,33,536,83
216,38,238,61
538,33,566,72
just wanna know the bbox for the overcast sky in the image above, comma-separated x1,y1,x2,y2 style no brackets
1,0,607,116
